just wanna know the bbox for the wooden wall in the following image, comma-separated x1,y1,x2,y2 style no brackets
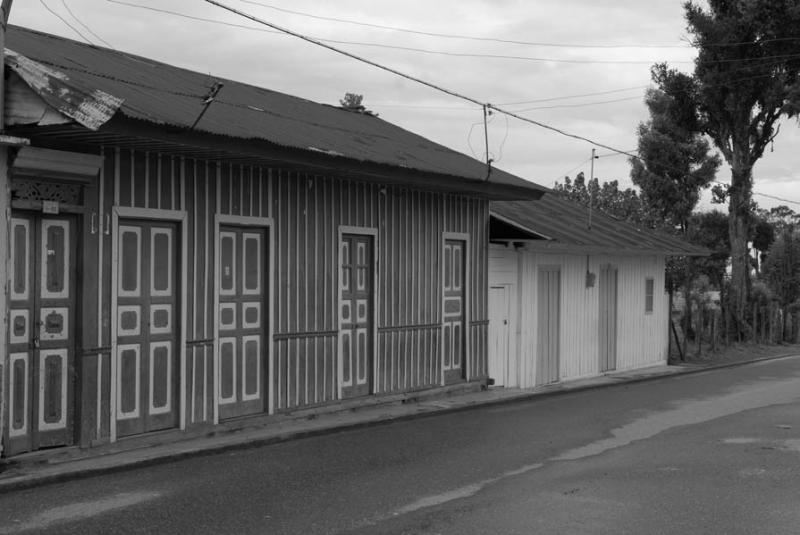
489,248,668,389
80,147,488,442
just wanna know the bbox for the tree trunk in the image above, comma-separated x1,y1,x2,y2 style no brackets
727,163,753,340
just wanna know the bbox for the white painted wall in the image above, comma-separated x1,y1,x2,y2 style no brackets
488,246,669,389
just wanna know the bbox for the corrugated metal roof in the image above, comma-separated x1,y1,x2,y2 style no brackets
5,26,545,199
491,194,710,256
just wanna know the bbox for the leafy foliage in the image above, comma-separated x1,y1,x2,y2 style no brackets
630,65,721,233
761,228,800,312
553,172,658,228
658,0,800,336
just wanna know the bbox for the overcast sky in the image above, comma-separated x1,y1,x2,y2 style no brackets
10,0,800,211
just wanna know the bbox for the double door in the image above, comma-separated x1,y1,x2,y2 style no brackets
6,213,76,455
443,239,466,384
340,234,374,398
116,220,180,437
218,226,269,419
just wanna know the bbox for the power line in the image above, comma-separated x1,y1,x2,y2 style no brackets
40,0,94,45
107,1,689,66
302,39,694,65
203,0,487,108
203,1,800,206
239,0,800,52
551,158,592,185
107,1,800,73
61,0,115,49
515,95,644,112
710,180,800,206
497,85,647,106
239,0,690,49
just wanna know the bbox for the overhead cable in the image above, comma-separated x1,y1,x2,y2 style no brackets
239,0,800,51
61,0,115,49
40,0,94,45
206,0,800,206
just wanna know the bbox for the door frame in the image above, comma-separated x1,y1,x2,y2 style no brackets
337,226,379,400
110,206,188,442
440,232,471,385
213,214,275,423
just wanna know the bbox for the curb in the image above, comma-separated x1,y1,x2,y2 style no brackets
1,352,797,493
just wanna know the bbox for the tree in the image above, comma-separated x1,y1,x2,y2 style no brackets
339,92,377,116
553,172,656,227
630,67,721,234
687,210,731,293
659,1,800,337
761,228,800,341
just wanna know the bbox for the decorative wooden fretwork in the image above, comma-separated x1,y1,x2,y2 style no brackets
11,179,82,205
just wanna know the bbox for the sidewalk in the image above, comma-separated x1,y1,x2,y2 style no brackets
1,352,796,493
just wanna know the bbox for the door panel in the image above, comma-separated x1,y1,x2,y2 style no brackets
218,226,268,419
536,268,560,385
443,240,466,384
116,220,180,437
340,234,374,398
488,286,510,387
5,214,76,455
599,266,618,372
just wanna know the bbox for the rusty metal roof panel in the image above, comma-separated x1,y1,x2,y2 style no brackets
491,194,710,256
6,25,545,197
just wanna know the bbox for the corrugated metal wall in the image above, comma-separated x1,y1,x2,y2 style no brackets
490,249,668,389
93,148,488,434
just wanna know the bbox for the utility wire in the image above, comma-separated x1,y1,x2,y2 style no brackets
207,0,800,206
239,0,686,49
515,95,643,112
203,0,487,108
40,0,94,45
111,1,800,68
239,0,800,51
32,1,800,207
61,0,115,49
551,157,592,185
497,85,647,106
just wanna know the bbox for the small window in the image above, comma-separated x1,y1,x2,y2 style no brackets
644,278,654,314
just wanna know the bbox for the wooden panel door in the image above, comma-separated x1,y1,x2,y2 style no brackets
340,234,374,398
599,266,618,372
443,239,466,384
116,220,180,437
488,285,510,387
218,226,268,420
5,213,76,455
536,268,560,385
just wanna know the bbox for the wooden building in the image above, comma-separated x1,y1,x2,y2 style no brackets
487,195,707,388
0,26,544,457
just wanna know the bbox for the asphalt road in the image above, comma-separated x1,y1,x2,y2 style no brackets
1,356,799,534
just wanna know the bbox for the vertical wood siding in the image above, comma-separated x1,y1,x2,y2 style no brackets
492,250,668,389
87,148,489,435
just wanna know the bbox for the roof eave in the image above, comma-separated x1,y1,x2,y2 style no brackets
13,118,544,200
501,240,711,257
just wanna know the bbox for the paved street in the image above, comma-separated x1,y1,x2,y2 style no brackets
1,356,799,534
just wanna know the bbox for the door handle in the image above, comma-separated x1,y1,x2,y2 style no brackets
31,337,40,350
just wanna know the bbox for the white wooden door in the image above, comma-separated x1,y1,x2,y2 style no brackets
536,268,560,386
488,286,510,387
599,266,618,372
